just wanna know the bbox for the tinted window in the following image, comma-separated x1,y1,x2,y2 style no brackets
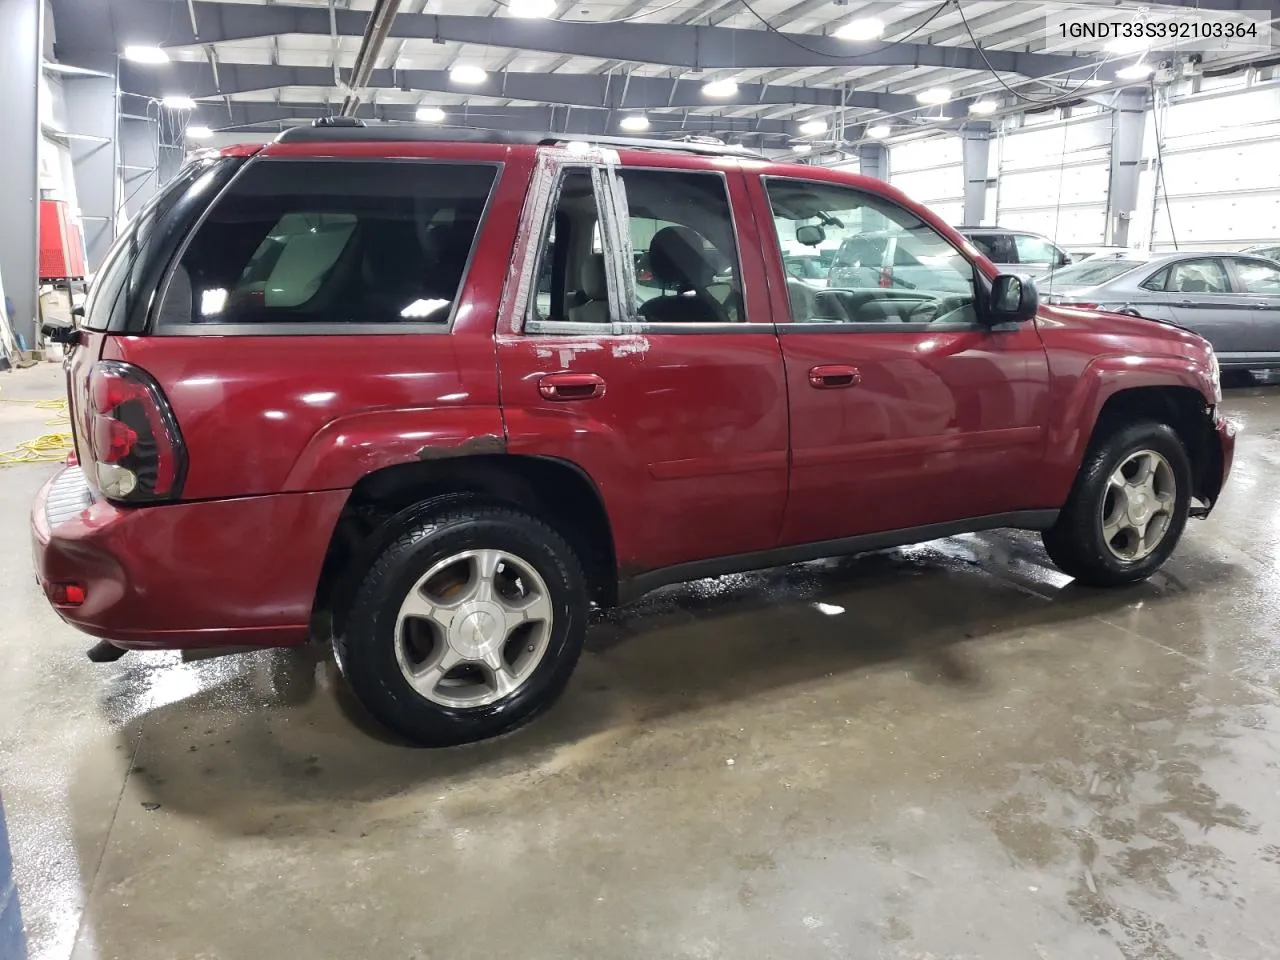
767,179,976,327
967,232,1016,264
83,158,227,331
1232,258,1280,294
1013,234,1059,264
619,169,743,322
1141,267,1170,292
1165,258,1230,294
158,160,497,326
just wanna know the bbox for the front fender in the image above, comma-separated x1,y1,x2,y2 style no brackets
1040,353,1216,504
283,406,507,492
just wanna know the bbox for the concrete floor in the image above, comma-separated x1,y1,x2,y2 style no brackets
3,360,1280,960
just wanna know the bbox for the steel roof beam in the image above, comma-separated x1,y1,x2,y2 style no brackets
119,60,937,115
52,0,1097,78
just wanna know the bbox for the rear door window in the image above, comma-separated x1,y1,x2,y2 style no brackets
1012,234,1059,265
156,159,498,329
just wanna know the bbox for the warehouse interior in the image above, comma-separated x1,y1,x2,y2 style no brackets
3,1,1280,958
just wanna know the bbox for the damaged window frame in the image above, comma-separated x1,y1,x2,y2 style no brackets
518,151,763,337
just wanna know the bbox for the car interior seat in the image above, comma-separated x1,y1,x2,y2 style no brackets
638,225,729,323
568,254,611,324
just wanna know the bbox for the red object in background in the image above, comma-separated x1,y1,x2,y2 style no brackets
38,199,87,280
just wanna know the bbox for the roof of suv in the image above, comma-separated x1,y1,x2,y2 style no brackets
273,119,765,158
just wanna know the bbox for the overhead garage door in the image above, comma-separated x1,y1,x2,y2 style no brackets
888,136,963,226
1143,82,1280,251
995,111,1111,246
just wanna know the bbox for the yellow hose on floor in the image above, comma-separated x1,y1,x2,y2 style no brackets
0,393,73,465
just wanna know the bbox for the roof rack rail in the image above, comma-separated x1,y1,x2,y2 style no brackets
539,134,763,158
274,120,764,157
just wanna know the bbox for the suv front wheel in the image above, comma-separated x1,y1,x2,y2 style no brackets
1042,420,1192,586
337,505,589,746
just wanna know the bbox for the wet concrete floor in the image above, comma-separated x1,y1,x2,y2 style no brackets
2,360,1280,959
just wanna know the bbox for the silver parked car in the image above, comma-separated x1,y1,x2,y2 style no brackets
1039,252,1280,370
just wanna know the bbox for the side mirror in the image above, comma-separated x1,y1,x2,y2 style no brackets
71,304,85,318
795,223,826,247
986,274,1038,325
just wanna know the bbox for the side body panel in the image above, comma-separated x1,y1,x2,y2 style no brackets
496,153,790,575
1033,306,1220,506
744,171,1053,543
100,146,536,500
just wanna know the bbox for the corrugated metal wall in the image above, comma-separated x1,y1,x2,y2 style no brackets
887,136,964,225
840,77,1280,254
994,111,1112,245
1143,80,1280,251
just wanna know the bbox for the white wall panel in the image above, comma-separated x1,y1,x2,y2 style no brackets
888,136,963,222
1150,82,1280,250
995,115,1111,246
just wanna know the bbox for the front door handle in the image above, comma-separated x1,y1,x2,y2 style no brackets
808,364,861,389
538,372,606,401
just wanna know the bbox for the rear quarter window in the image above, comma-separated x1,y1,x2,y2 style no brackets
155,159,498,330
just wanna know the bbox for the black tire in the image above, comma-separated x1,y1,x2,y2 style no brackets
1042,420,1192,587
336,505,588,746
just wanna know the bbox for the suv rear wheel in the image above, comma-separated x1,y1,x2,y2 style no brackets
337,505,588,746
1042,421,1192,587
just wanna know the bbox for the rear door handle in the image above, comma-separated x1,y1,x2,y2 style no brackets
808,364,861,389
538,372,606,401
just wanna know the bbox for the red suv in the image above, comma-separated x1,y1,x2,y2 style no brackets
32,123,1235,746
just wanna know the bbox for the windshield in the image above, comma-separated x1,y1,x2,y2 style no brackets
1043,259,1145,286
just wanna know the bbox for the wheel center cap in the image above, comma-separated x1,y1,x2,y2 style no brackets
1130,492,1151,523
454,608,501,657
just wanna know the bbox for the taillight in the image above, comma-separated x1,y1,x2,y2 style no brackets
86,361,186,503
878,267,893,288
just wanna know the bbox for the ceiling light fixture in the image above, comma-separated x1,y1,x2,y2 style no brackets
620,115,650,131
968,99,998,115
866,123,892,138
161,95,196,110
702,78,740,98
916,86,952,105
1105,36,1150,55
185,125,213,139
798,119,826,136
833,17,884,42
124,45,170,64
507,0,556,16
1116,62,1153,80
449,64,488,85
416,106,446,122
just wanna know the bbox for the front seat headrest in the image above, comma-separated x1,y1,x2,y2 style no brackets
580,253,608,301
648,225,715,290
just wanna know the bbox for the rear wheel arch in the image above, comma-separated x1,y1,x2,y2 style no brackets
314,454,618,634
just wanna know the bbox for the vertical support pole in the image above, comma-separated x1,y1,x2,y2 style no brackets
1107,89,1147,248
0,0,43,348
961,122,992,226
62,56,118,269
118,116,161,217
856,142,887,181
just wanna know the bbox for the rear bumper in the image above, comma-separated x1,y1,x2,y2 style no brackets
31,467,348,650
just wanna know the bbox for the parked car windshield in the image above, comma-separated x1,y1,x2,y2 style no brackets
1042,259,1146,286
